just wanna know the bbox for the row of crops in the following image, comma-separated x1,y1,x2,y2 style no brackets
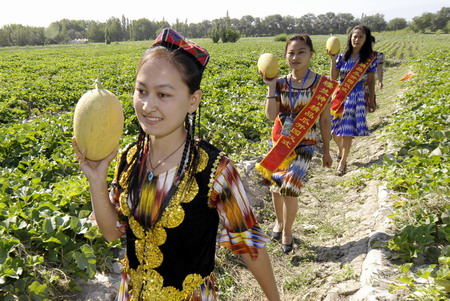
354,47,450,298
0,33,449,299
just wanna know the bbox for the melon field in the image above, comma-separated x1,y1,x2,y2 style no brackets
0,32,449,300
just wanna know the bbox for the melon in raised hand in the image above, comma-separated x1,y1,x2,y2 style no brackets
326,36,340,55
73,79,124,161
257,53,279,79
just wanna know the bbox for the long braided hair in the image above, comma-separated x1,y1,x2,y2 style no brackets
127,46,203,226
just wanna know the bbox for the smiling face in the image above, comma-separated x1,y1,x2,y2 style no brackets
133,56,201,139
285,39,312,72
351,29,367,52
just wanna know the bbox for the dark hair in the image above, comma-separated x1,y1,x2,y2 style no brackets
285,34,315,55
344,25,373,63
128,46,204,226
138,46,203,94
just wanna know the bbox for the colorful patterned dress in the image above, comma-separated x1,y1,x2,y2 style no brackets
269,74,322,197
98,139,269,301
331,54,377,137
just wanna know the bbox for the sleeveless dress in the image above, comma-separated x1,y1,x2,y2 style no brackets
269,74,323,197
93,139,269,301
331,54,377,137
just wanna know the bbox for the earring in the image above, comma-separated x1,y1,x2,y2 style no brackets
188,113,194,137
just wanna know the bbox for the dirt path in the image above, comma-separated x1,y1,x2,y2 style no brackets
68,64,411,301
232,64,411,301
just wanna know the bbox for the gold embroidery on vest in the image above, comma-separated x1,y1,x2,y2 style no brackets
119,145,211,299
207,151,225,208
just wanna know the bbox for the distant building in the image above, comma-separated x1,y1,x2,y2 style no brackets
68,38,88,44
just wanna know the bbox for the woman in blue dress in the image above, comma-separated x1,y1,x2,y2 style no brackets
328,25,377,175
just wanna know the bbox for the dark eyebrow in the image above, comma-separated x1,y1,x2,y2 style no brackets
135,80,175,90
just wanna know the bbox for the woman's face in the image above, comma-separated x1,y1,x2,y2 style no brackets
351,29,366,51
285,39,312,71
133,57,201,139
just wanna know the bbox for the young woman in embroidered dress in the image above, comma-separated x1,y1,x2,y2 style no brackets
328,25,378,176
72,28,280,301
258,34,333,254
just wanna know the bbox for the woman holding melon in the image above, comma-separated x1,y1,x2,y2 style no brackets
73,28,280,301
328,25,377,176
257,34,335,254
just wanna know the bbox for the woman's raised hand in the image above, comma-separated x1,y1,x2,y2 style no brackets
72,137,118,183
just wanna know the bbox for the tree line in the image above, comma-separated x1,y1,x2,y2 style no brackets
0,7,448,47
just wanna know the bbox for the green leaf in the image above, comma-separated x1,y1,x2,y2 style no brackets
28,280,48,298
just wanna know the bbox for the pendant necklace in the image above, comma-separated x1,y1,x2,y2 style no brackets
147,138,186,181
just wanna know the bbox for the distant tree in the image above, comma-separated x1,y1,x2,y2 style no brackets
44,23,60,43
387,18,408,31
317,12,337,35
8,25,29,46
334,13,357,33
209,12,240,43
0,28,10,47
263,15,284,36
433,7,450,31
359,14,387,32
410,13,435,32
298,14,319,35
210,22,221,43
86,21,105,43
105,17,123,42
121,15,130,41
238,15,256,36
130,18,155,41
445,20,450,33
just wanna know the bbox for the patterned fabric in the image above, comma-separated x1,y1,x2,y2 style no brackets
376,52,384,64
153,28,210,70
331,54,377,137
104,142,269,300
269,74,321,197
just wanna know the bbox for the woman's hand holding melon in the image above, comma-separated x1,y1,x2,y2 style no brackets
72,137,118,183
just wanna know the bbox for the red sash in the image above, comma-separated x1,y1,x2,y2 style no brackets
330,55,376,119
256,76,338,180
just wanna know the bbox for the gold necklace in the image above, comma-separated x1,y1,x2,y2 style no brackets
147,138,186,181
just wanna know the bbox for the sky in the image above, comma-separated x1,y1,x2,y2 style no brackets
0,0,447,28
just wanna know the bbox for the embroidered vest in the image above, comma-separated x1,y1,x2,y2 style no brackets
117,139,223,299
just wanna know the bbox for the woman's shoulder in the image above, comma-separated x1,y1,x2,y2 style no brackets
197,139,225,157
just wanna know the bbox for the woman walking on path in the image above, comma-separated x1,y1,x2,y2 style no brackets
329,25,378,176
73,28,280,301
257,34,335,254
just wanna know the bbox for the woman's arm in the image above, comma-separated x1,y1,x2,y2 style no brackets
367,72,376,113
261,72,280,121
72,137,122,242
240,249,280,301
329,54,339,80
319,103,332,168
377,63,384,89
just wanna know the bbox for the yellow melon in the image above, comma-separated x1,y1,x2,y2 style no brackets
73,79,124,161
326,36,341,55
257,53,279,79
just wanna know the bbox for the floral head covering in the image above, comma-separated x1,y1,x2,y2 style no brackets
152,28,210,71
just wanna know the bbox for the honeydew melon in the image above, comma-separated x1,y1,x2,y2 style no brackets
257,53,279,79
326,36,340,55
73,79,124,161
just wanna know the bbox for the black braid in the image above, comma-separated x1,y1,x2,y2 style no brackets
153,113,200,224
128,128,148,213
197,104,201,138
